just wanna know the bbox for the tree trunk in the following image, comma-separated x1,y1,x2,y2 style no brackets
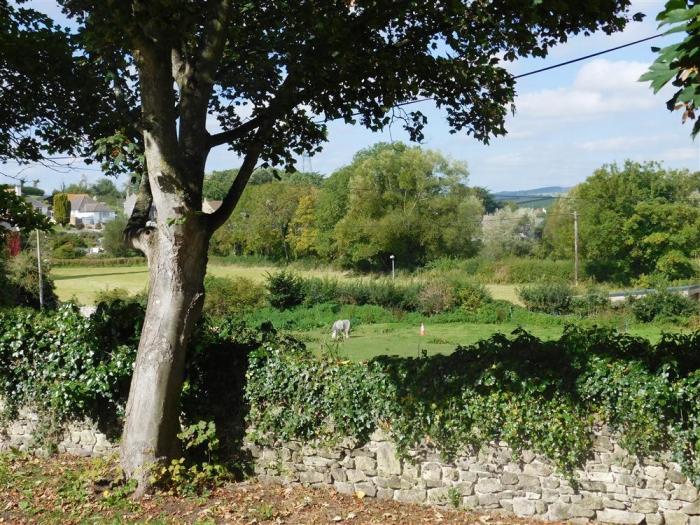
120,218,209,492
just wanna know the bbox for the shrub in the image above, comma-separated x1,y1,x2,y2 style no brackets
265,270,305,309
517,282,573,314
571,287,610,316
94,288,147,307
630,290,698,323
417,281,455,315
455,282,491,311
204,276,265,317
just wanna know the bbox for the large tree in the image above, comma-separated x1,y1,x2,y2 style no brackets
1,0,639,490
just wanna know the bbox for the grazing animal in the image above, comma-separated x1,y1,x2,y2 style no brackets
331,319,351,340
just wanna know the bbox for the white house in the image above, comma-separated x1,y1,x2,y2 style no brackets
66,193,117,226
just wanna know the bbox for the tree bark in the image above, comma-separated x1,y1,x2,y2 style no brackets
120,217,209,492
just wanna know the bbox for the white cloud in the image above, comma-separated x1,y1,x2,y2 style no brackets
515,59,656,120
578,134,669,152
662,146,700,163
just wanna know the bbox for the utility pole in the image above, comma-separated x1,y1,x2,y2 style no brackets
573,211,579,287
36,230,44,309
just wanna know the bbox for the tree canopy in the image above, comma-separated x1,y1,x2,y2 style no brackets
542,161,700,282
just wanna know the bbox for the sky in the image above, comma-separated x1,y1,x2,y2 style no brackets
2,0,699,194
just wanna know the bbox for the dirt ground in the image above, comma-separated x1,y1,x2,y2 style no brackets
0,454,563,525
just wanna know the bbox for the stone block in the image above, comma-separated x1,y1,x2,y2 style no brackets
454,481,474,496
645,514,665,525
462,495,478,509
683,501,700,515
569,505,596,519
402,463,419,480
346,469,367,483
334,481,354,495
512,497,536,516
524,462,552,477
474,478,502,494
668,470,687,484
518,474,541,490
354,482,377,498
299,471,325,484
548,502,572,521
631,499,658,513
501,472,519,486
394,489,426,504
427,487,450,504
603,498,627,510
375,477,403,490
542,477,560,489
579,496,604,510
674,486,699,503
459,470,477,482
442,466,458,482
331,467,347,482
520,450,536,463
663,512,689,525
594,435,614,452
596,509,645,524
376,443,401,476
422,462,442,486
477,493,500,506
377,488,394,500
354,456,377,475
587,471,615,483
644,466,666,480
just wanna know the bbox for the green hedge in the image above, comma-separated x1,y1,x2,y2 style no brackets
51,257,146,267
246,327,700,484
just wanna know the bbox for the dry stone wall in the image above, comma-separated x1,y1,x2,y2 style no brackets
1,410,699,524
246,427,700,525
0,407,115,457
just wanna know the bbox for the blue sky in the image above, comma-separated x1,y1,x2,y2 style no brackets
3,0,698,193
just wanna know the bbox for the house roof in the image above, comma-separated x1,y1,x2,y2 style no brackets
66,193,113,213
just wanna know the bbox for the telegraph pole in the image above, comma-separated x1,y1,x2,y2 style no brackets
36,230,44,309
573,211,579,287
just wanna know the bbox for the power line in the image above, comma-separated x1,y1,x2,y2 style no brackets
317,33,665,123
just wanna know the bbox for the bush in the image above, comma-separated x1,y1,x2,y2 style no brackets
571,287,610,316
265,270,305,309
630,290,698,322
455,282,491,311
204,276,265,317
417,281,455,315
517,282,573,314
51,257,146,267
94,288,147,307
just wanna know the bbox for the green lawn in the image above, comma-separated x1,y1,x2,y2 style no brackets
294,320,682,361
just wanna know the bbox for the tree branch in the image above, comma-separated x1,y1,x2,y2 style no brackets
207,117,262,148
206,121,273,232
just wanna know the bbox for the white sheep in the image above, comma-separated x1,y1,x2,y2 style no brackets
331,319,351,340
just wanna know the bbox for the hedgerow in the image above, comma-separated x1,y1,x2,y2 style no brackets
1,302,699,487
246,326,700,485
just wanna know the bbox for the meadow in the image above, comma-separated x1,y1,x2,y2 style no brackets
52,263,522,305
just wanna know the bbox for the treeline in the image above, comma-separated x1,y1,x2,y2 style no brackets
210,142,491,270
208,143,700,284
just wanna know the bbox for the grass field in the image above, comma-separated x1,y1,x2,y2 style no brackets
294,320,680,360
52,263,349,304
52,263,522,305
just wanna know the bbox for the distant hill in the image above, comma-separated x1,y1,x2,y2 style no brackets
492,186,571,208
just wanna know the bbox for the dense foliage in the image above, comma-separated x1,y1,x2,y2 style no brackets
630,289,699,322
246,327,700,485
543,161,700,283
517,282,573,314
